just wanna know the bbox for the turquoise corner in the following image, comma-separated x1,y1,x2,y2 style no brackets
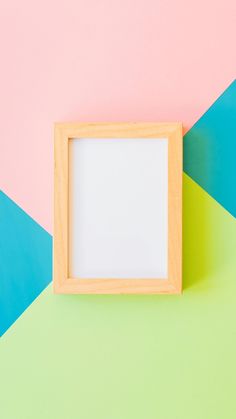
184,79,236,218
0,191,52,335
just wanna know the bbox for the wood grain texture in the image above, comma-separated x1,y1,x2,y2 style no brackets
54,123,182,294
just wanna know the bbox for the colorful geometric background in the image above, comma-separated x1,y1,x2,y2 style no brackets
0,1,235,418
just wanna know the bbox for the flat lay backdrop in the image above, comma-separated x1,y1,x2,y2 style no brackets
0,1,236,418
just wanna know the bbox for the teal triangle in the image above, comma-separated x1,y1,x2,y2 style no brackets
184,79,236,217
0,191,52,335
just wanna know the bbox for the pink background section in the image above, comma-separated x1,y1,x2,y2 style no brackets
0,0,235,233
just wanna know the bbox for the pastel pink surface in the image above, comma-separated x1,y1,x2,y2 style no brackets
0,0,235,232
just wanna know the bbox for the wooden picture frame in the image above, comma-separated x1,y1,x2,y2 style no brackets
54,123,182,294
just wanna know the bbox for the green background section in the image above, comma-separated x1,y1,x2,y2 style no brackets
1,174,236,419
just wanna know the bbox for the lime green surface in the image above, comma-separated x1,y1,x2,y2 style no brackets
1,174,236,419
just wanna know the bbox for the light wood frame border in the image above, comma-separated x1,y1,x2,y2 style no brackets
54,123,182,294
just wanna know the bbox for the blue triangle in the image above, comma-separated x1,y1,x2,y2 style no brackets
184,79,236,218
0,191,52,335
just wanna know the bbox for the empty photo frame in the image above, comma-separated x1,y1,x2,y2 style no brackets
54,123,182,294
